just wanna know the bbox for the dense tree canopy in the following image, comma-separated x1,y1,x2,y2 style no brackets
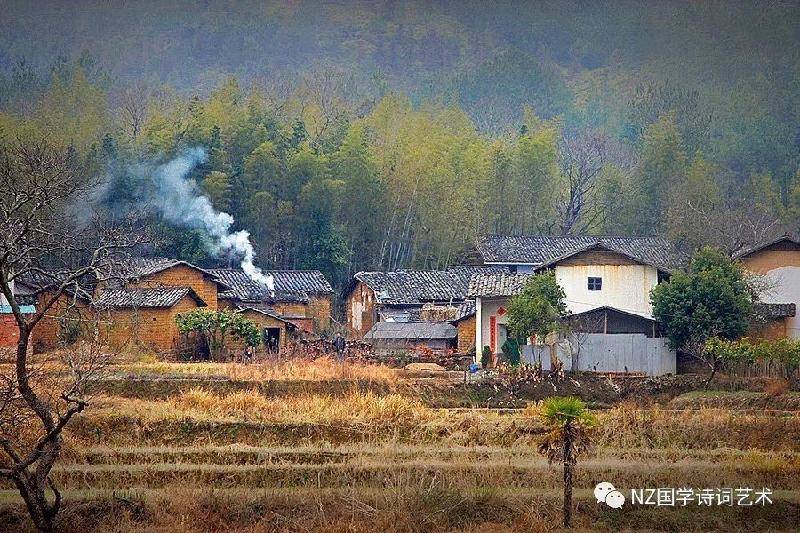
0,2,798,291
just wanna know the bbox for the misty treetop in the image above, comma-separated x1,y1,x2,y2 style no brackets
0,1,798,289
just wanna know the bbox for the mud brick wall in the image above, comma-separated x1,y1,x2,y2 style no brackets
101,296,199,352
457,315,476,355
31,293,91,353
307,295,332,332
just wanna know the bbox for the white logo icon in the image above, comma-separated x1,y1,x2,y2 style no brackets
595,482,625,508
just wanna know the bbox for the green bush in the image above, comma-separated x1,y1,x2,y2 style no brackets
705,337,800,373
176,309,261,359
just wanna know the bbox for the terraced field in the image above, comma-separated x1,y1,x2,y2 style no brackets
2,361,800,531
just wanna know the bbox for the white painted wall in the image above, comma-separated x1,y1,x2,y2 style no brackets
758,265,800,339
476,297,512,354
476,263,661,356
554,264,659,317
349,288,371,333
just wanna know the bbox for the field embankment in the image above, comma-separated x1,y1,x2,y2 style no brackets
2,359,800,531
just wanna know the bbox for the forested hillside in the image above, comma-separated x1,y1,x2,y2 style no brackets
0,1,798,288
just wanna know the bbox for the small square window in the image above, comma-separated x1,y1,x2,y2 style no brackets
588,277,602,291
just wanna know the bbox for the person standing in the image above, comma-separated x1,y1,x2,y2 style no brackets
333,332,346,362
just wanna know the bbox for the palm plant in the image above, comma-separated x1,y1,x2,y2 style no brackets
537,396,595,528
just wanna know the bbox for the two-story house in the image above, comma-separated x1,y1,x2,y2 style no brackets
470,235,684,374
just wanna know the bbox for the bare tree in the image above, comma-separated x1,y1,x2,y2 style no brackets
554,131,609,234
299,65,365,148
116,85,150,142
0,139,142,531
680,195,785,256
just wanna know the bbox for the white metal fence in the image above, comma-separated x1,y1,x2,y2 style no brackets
522,334,676,376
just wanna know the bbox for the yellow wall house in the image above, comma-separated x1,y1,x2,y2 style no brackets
95,286,207,352
736,235,799,339
210,268,333,333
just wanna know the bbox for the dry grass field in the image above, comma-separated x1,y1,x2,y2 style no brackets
2,358,800,531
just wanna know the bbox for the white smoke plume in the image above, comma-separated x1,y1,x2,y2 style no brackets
151,147,274,289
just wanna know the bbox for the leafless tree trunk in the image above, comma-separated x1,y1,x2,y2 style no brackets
116,85,150,143
0,139,143,531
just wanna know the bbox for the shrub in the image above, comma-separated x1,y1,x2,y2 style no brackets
481,345,492,368
705,336,800,378
176,309,261,360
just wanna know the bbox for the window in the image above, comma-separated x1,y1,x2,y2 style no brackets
588,276,602,291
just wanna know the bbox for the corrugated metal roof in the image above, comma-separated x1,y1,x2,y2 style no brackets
364,321,458,340
477,234,685,272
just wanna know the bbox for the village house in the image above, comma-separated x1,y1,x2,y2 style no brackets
344,268,500,337
92,258,227,352
0,277,37,350
736,234,799,339
228,306,297,354
345,270,470,337
13,271,96,353
10,260,220,353
209,268,334,333
9,258,334,355
470,235,685,375
364,321,458,355
344,267,503,353
94,286,208,351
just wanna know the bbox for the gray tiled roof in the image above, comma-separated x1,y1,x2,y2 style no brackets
468,272,532,298
734,234,800,259
209,268,332,303
754,302,796,319
364,321,458,340
452,299,476,322
94,287,203,309
14,270,96,299
108,258,195,279
353,266,505,305
477,235,685,272
236,304,297,327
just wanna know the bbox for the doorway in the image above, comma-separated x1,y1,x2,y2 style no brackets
263,327,281,353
